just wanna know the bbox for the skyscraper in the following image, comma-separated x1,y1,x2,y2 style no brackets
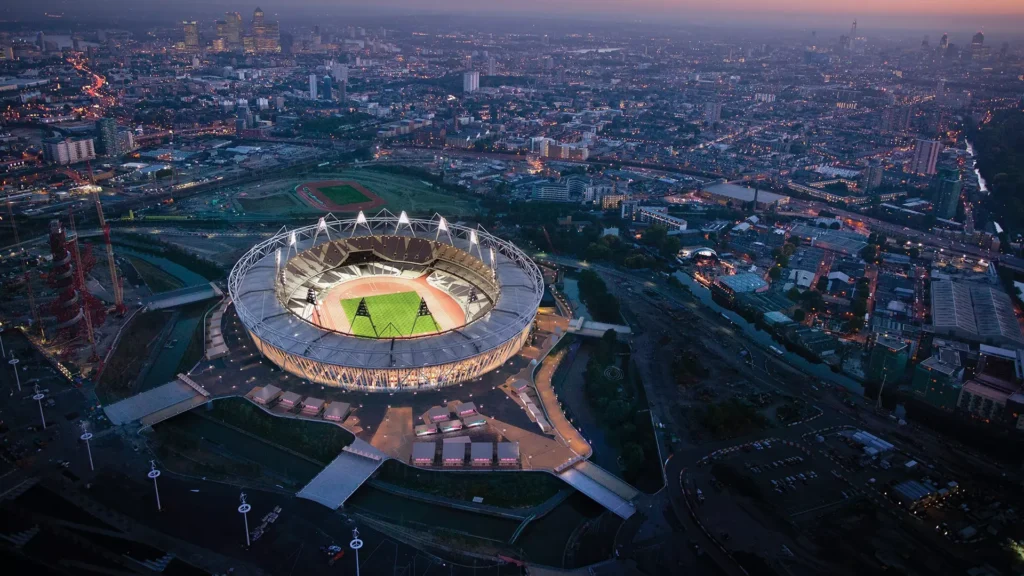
463,71,480,94
323,75,332,100
704,102,723,124
487,56,496,76
309,74,318,100
182,21,199,49
225,12,242,46
939,33,948,50
911,139,941,176
249,7,280,53
934,167,963,220
96,118,119,156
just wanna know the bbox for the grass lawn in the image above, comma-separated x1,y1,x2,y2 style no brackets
206,397,354,464
236,194,302,213
375,460,564,509
317,184,370,205
327,170,479,216
127,256,184,293
341,291,440,338
97,310,172,404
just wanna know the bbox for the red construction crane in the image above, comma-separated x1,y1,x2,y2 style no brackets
6,202,44,341
87,161,126,315
67,210,100,363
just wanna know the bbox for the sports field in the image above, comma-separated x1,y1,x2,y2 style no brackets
317,184,371,205
340,290,441,338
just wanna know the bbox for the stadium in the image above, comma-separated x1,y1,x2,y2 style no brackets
229,210,544,391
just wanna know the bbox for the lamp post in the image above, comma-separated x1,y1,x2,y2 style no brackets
80,422,94,471
9,356,20,392
349,527,363,576
31,385,45,430
147,461,162,511
238,492,252,547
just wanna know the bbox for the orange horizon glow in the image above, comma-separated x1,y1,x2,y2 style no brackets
401,0,1024,17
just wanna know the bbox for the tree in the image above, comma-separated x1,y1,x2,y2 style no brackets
816,276,829,292
851,298,868,317
793,309,807,322
769,266,782,280
621,443,646,473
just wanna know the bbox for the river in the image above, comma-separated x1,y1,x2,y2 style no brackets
122,248,212,391
671,271,866,396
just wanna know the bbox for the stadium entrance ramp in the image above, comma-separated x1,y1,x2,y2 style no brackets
296,438,388,509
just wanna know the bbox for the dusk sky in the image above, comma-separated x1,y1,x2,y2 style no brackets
11,0,1024,33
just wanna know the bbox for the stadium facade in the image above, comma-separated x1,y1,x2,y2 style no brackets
229,211,544,391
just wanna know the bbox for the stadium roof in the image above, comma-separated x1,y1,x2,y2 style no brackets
230,212,544,371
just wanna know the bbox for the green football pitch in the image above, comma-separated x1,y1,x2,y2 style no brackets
340,291,441,337
317,184,370,205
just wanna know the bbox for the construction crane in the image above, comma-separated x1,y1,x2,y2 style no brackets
67,210,100,363
86,161,126,315
6,201,44,342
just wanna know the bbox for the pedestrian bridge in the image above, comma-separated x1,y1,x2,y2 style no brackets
557,461,638,519
103,378,208,427
566,318,632,339
143,282,223,311
297,439,388,509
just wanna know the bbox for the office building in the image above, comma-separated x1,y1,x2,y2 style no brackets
322,75,332,100
934,167,962,220
42,137,96,165
910,350,963,411
116,129,135,155
224,12,242,46
487,56,496,76
309,73,318,100
248,7,280,53
867,335,908,384
704,102,722,124
911,139,941,176
463,71,480,93
637,206,688,233
182,21,199,49
95,118,119,156
532,182,570,202
330,62,348,82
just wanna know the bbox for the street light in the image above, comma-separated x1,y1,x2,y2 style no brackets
9,356,20,392
80,422,94,471
32,385,45,430
349,527,363,576
238,492,252,547
148,461,162,511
